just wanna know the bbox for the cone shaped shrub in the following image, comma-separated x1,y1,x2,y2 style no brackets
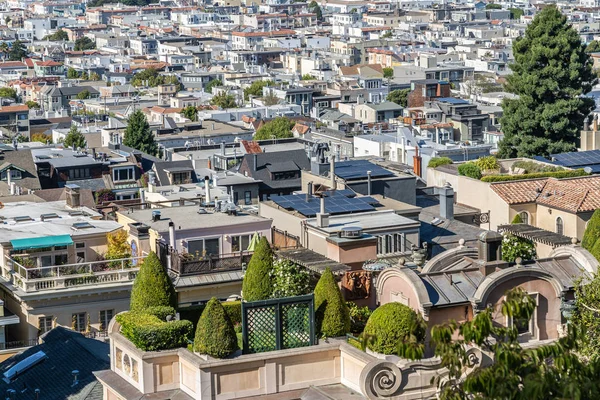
242,236,274,301
314,268,350,337
130,252,177,312
194,297,238,358
583,209,600,253
511,213,523,224
363,302,425,355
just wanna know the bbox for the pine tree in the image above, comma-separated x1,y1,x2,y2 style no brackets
314,268,350,337
8,40,26,61
123,109,158,156
180,105,198,121
242,237,274,301
499,6,597,158
63,125,86,149
193,297,238,358
130,252,177,312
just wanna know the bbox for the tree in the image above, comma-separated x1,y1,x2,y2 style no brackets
105,230,132,265
383,67,394,79
381,30,393,39
8,40,26,61
509,7,524,20
123,110,158,155
76,89,90,100
89,72,101,81
80,71,89,80
242,237,274,301
0,42,8,60
254,117,294,140
308,1,322,20
0,87,17,100
271,259,310,298
210,92,237,109
204,78,222,94
74,36,96,51
193,297,238,358
63,125,86,149
43,29,69,41
485,3,502,9
573,272,600,361
582,209,600,260
501,214,536,262
31,133,50,143
314,268,350,337
130,252,177,312
587,40,600,54
181,105,198,122
301,74,315,80
263,92,280,106
244,80,274,101
498,6,597,158
67,67,79,79
386,88,409,107
131,68,162,87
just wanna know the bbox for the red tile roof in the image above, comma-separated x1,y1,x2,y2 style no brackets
241,140,262,154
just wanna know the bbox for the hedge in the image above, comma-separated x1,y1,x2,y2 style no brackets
116,311,193,351
314,268,350,337
193,297,238,358
428,157,453,168
582,209,600,253
457,163,482,179
363,302,425,355
179,301,241,331
130,252,177,312
512,160,564,174
481,169,587,182
242,237,274,301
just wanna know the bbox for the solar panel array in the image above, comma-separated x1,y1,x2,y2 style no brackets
270,191,381,217
333,160,395,180
552,150,600,168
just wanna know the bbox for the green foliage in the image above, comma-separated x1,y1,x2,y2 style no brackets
386,88,409,107
511,213,523,224
76,89,90,100
80,71,89,80
308,0,323,20
180,105,198,121
498,6,597,158
428,157,453,168
131,68,163,87
301,74,315,80
63,125,86,149
90,72,101,81
458,163,482,179
204,78,222,94
509,7,524,20
67,68,79,79
363,302,425,356
574,272,600,361
587,40,600,53
116,310,192,351
474,155,499,171
480,169,588,182
347,302,372,334
485,3,502,9
179,301,241,332
254,117,294,140
74,36,96,51
511,160,564,173
314,268,350,337
43,30,69,41
95,188,115,204
501,232,536,262
381,31,392,39
105,230,131,264
25,101,40,109
582,209,600,260
244,80,274,101
383,67,394,79
0,87,17,100
123,109,158,156
242,237,274,301
193,297,238,357
210,91,237,108
8,40,27,61
271,259,310,298
130,252,177,312
31,133,50,143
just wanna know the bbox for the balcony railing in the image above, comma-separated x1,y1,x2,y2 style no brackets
170,252,252,276
3,256,145,293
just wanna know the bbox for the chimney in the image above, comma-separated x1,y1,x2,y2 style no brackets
147,171,156,193
204,175,211,203
220,142,225,155
317,196,329,228
438,182,454,220
477,231,503,262
253,153,258,172
594,114,598,132
6,169,12,195
413,146,422,177
330,154,336,190
367,170,372,196
169,221,176,250
307,181,313,197
66,184,80,208
152,210,161,222
139,188,146,208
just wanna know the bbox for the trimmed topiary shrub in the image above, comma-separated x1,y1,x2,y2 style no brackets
583,209,600,253
363,302,426,355
116,311,193,351
242,237,274,301
458,163,482,180
511,213,523,224
179,301,242,332
314,268,350,337
193,297,238,358
130,252,177,312
428,157,453,168
481,169,587,182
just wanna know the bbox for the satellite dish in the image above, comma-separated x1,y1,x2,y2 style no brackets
584,167,593,174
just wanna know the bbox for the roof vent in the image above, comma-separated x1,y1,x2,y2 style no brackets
40,213,59,221
3,350,46,383
14,216,32,223
338,226,362,239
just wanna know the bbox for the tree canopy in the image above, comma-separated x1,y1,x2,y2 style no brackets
8,40,27,61
254,117,294,140
587,40,600,53
74,36,96,51
204,78,222,94
130,252,177,312
43,29,69,41
63,125,86,149
131,68,164,87
123,109,158,156
244,80,274,101
485,3,502,9
383,67,394,79
308,1,323,20
210,92,237,109
498,6,597,158
387,89,409,107
76,89,90,100
181,105,198,121
0,87,17,100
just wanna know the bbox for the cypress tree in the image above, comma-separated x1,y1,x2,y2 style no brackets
583,209,600,258
193,297,238,358
123,110,158,156
130,252,177,312
242,237,274,301
314,268,350,337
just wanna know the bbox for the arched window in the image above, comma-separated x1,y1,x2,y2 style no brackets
556,217,564,235
519,211,529,225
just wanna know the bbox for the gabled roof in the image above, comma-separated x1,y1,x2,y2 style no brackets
153,160,198,186
240,149,310,190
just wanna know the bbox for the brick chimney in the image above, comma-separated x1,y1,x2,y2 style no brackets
413,146,422,177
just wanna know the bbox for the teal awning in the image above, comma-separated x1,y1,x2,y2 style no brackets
10,235,73,250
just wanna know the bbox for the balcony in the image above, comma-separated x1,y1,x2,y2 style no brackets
168,252,252,276
2,256,145,293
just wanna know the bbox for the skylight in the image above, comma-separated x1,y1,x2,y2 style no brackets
3,350,46,383
72,222,94,230
14,216,32,222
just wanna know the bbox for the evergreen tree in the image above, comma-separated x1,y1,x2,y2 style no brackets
43,29,69,41
383,67,394,79
242,237,274,301
0,87,17,100
254,117,294,140
123,109,158,156
204,78,222,94
243,80,274,101
181,105,198,121
209,92,237,109
8,40,26,61
63,125,86,149
67,67,79,79
130,252,177,312
582,209,600,260
499,6,597,158
74,36,96,51
193,297,238,358
308,1,323,20
387,89,409,107
76,89,90,99
587,40,600,53
314,268,350,337
89,72,101,81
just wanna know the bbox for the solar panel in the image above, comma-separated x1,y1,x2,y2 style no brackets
333,160,395,180
270,192,377,217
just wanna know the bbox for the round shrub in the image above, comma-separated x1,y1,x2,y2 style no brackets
458,163,482,180
242,236,274,301
314,268,350,337
363,302,425,355
474,155,499,171
130,252,177,312
194,297,238,358
428,157,453,168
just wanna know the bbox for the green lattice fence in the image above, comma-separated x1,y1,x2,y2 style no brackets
242,294,315,354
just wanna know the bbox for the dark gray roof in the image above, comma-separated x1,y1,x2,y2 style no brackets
61,178,107,191
0,149,41,194
48,86,100,97
153,160,198,186
0,327,109,400
498,224,573,247
278,248,350,275
419,211,486,257
241,149,309,192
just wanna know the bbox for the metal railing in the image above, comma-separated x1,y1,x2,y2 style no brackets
172,252,252,276
0,339,39,351
3,256,145,293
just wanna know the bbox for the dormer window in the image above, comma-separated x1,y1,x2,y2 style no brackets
1,170,22,181
113,167,135,182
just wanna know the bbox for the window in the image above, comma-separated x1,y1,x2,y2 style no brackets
519,211,529,225
99,309,114,331
231,235,251,253
187,237,220,256
377,233,405,255
1,170,22,181
72,312,86,332
244,191,252,205
556,217,564,235
39,316,53,334
68,168,90,180
507,292,539,340
113,167,134,182
171,172,189,184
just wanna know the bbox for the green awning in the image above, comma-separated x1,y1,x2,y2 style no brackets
10,235,73,250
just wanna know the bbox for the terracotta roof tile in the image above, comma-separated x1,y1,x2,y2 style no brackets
241,140,262,154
